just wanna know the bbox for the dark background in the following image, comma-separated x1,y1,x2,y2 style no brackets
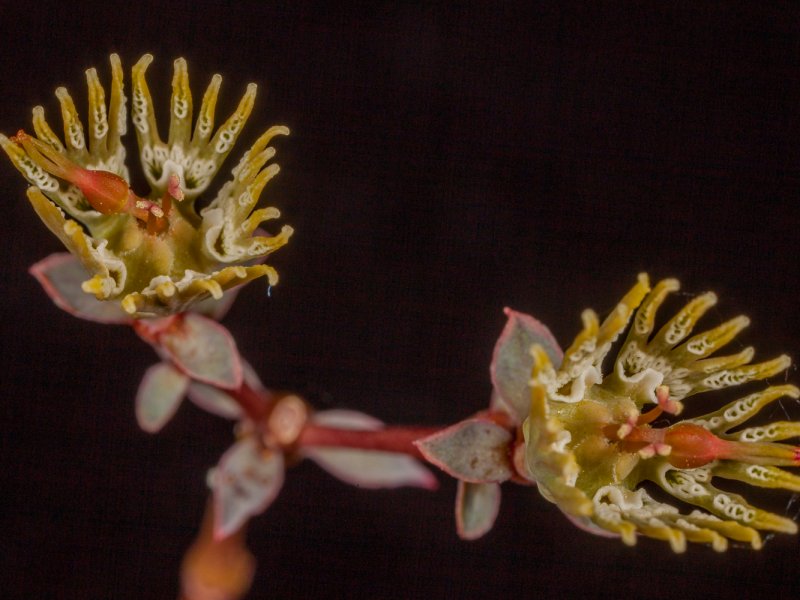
1,2,799,598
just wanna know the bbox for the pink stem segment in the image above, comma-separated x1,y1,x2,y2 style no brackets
298,425,441,459
222,377,441,458
231,383,274,422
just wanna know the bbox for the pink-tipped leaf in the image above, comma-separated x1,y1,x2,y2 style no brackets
210,437,284,539
157,313,243,390
29,253,134,324
135,362,190,433
490,308,563,423
456,481,502,540
187,359,265,420
187,384,244,420
415,418,513,483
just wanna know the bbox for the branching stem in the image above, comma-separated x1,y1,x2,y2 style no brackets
298,424,440,458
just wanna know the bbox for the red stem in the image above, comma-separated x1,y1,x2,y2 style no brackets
298,424,441,458
232,383,274,421
227,381,440,458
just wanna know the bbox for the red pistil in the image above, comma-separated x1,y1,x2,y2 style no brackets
603,419,725,469
12,130,173,234
662,423,727,469
14,130,130,214
605,415,800,470
664,423,800,469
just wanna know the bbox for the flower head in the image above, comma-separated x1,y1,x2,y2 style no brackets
2,54,292,317
521,274,800,551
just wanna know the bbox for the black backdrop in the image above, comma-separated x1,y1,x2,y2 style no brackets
1,2,799,599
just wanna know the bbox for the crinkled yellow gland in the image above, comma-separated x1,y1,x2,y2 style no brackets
523,274,800,552
1,54,292,316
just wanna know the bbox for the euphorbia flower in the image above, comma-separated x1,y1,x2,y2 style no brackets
513,274,800,551
2,54,292,318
